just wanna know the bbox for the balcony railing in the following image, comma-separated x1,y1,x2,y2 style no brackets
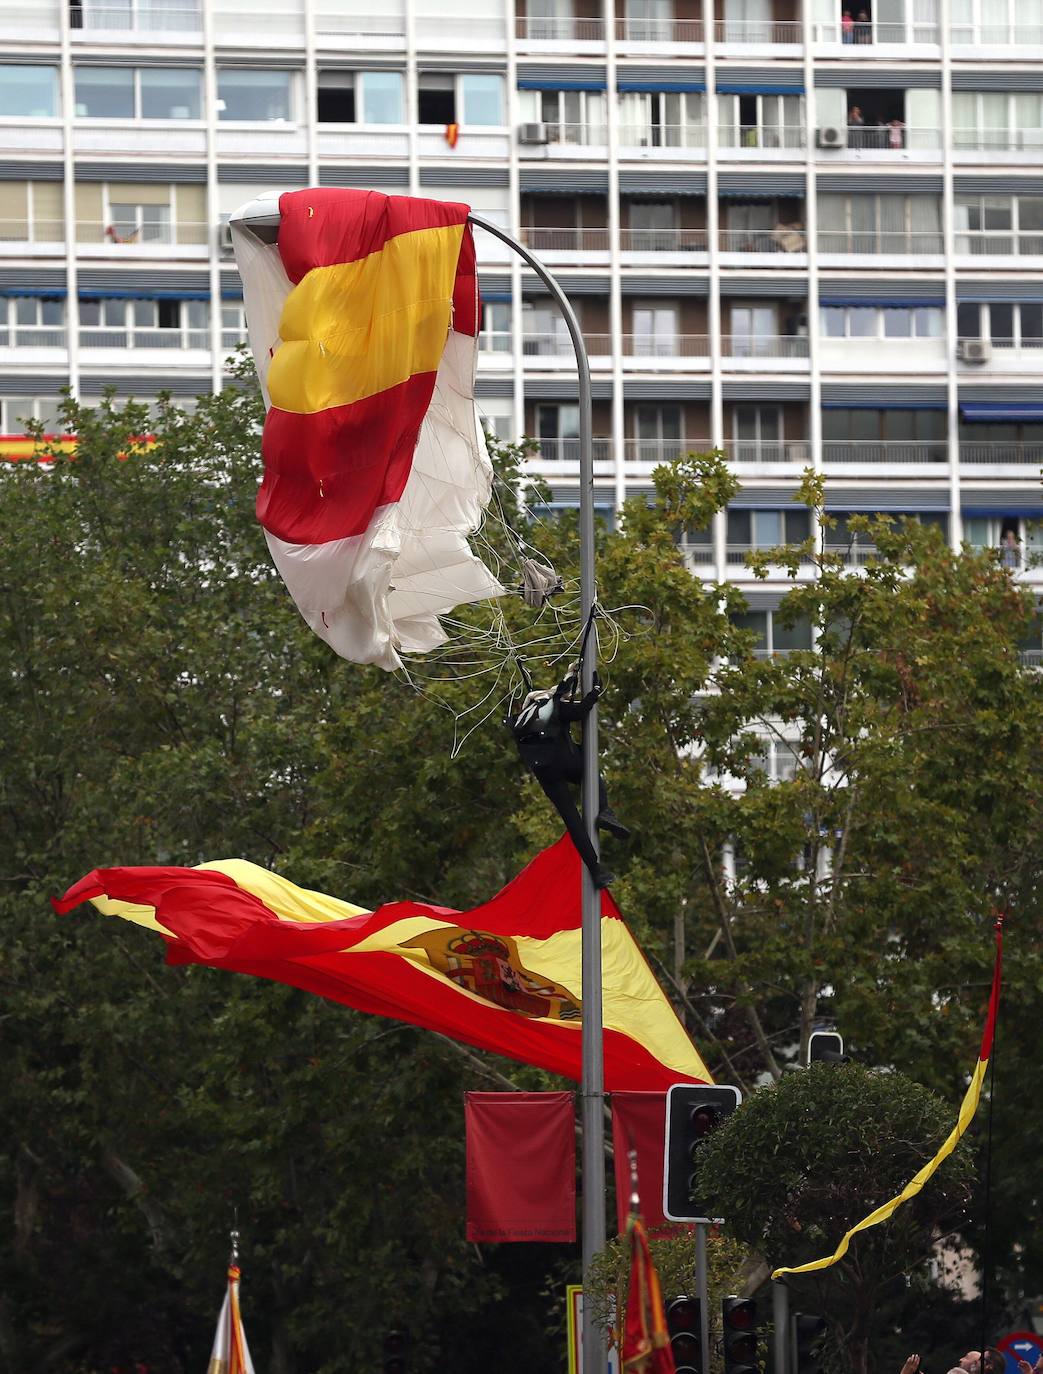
953,128,1043,152
0,218,65,243
726,543,814,564
952,23,1043,42
0,327,66,347
714,19,803,41
722,334,809,358
538,121,608,146
622,334,709,357
723,439,811,463
522,331,606,355
822,440,946,463
520,227,610,252
618,227,708,251
516,14,605,39
533,437,613,461
479,330,512,353
618,123,706,148
72,2,202,29
76,221,213,247
844,125,941,150
1020,648,1043,666
615,16,703,41
622,438,689,462
958,336,1043,358
955,232,1043,256
719,124,806,149
826,542,883,566
818,230,943,255
314,12,405,38
80,327,210,349
960,442,1043,463
719,228,807,253
813,19,940,41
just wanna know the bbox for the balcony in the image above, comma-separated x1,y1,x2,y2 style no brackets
952,22,1043,44
812,17,940,43
80,327,210,350
839,125,942,152
713,18,803,42
955,232,1043,258
479,331,512,354
727,543,814,564
72,1,202,32
719,124,806,152
614,15,704,43
311,11,405,45
618,123,706,151
532,437,614,462
0,326,67,347
0,218,65,247
826,542,885,566
722,439,811,464
822,440,946,464
520,227,610,253
960,442,1043,465
0,0,59,36
719,227,807,255
77,221,211,254
524,121,608,149
957,337,1043,369
618,227,708,252
818,230,943,256
622,334,709,359
721,334,809,360
516,14,605,40
952,128,1043,160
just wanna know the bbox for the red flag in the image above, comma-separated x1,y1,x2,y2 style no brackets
465,1092,575,1242
612,1092,675,1236
621,1214,676,1373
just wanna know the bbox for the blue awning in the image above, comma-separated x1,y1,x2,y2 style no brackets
822,400,947,410
716,82,805,94
960,403,1043,422
0,287,66,298
618,80,706,92
518,78,606,91
79,288,211,301
480,291,511,302
821,298,944,308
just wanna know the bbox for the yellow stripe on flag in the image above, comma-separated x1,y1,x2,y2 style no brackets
771,1054,989,1278
268,222,465,415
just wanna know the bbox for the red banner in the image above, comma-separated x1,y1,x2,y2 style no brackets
465,1092,576,1243
612,1091,671,1236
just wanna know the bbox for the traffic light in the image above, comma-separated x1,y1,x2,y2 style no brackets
383,1329,408,1374
791,1313,828,1374
722,1296,759,1374
807,1030,849,1066
666,1295,702,1374
663,1083,742,1221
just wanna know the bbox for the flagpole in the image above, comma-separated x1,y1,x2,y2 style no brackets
468,213,606,1370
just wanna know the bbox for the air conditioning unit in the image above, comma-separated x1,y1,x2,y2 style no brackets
816,125,847,149
218,220,234,254
958,338,992,363
519,122,550,145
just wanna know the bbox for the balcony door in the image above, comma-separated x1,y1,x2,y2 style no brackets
632,301,680,356
629,200,678,250
624,0,673,40
528,0,573,40
731,405,781,460
536,403,579,461
722,0,772,41
634,405,683,461
729,302,777,357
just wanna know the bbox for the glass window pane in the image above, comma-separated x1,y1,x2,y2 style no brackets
821,409,848,440
913,410,945,439
957,302,981,336
984,198,1013,230
990,302,1014,340
79,299,100,325
914,306,944,336
1020,303,1043,340
0,64,58,118
884,308,912,336
359,71,404,124
821,307,846,336
773,613,812,650
1019,197,1043,230
75,66,134,118
140,68,201,119
848,307,876,336
850,409,879,440
964,517,990,546
727,509,751,543
786,508,811,541
883,409,914,439
460,74,504,126
733,611,768,648
752,510,783,546
217,69,292,122
41,298,63,326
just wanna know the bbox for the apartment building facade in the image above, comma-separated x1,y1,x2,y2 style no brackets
3,0,1043,650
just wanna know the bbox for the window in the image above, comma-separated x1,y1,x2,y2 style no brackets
79,297,209,348
820,305,944,338
953,91,1043,150
536,403,580,459
0,296,64,346
818,194,942,253
418,75,456,125
222,301,248,349
822,408,947,459
618,91,703,148
731,405,781,457
727,507,811,548
729,302,778,356
954,195,1043,255
109,202,171,244
480,300,511,352
730,607,813,656
958,300,1043,348
718,93,804,149
628,200,677,250
74,66,202,119
632,301,679,356
624,0,673,40
317,72,355,123
523,300,570,354
0,396,63,433
460,74,504,126
519,89,607,144
0,65,59,118
359,71,404,124
634,404,682,459
217,69,292,122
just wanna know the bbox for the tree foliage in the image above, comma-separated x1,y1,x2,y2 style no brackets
1,379,1040,1371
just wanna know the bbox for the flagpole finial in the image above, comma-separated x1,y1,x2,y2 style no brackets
229,1223,240,1265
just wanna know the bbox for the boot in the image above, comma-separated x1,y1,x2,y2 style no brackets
597,807,631,841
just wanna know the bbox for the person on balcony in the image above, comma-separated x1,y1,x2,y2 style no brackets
1001,529,1022,570
855,9,872,41
841,9,855,39
848,105,865,147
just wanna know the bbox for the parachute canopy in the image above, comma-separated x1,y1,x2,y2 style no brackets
232,187,503,671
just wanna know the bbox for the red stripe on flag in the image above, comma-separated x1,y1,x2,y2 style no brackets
979,915,1004,1062
277,188,470,281
257,373,437,544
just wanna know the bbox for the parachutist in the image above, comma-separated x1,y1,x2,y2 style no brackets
509,669,629,890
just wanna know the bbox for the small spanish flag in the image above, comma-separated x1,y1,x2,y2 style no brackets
54,838,710,1092
445,122,460,147
772,916,1005,1279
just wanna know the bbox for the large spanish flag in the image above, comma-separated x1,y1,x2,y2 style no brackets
232,187,502,671
54,838,710,1092
771,916,1005,1279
